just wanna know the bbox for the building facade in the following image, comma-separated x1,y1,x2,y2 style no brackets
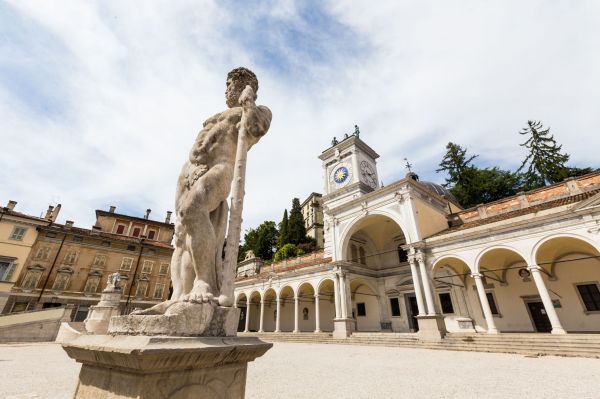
234,133,600,338
2,206,174,321
0,201,59,311
301,193,324,248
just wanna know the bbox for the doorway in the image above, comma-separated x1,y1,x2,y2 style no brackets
237,307,247,332
526,301,552,332
405,294,419,332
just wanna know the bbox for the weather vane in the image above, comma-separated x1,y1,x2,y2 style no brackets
403,157,413,173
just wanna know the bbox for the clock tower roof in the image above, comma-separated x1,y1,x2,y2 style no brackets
318,135,379,162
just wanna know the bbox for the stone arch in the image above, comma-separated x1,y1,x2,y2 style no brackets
278,285,295,332
532,233,600,267
475,245,529,274
235,292,249,332
247,291,262,332
317,278,336,332
297,282,316,332
262,288,278,332
339,212,410,268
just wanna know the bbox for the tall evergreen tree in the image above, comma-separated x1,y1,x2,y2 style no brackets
287,198,308,245
277,209,289,248
436,142,478,187
518,120,570,189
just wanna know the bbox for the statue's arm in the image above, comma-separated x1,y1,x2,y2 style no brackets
239,86,272,139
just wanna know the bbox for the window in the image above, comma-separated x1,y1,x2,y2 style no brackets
116,225,126,234
52,269,72,291
132,227,141,237
101,240,111,247
136,279,149,297
9,226,27,241
486,292,500,315
11,302,30,313
46,232,57,238
84,273,101,294
439,293,454,314
351,244,358,262
73,236,83,242
0,257,16,282
158,263,169,275
74,305,90,322
397,245,408,263
357,302,367,316
120,257,134,271
389,297,401,317
127,245,136,251
63,251,78,264
577,283,600,312
141,260,154,274
35,247,51,260
359,247,366,265
146,249,156,256
22,266,44,289
147,230,156,240
92,254,107,268
153,283,165,299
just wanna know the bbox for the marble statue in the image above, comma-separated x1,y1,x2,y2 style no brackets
105,272,121,292
135,67,271,315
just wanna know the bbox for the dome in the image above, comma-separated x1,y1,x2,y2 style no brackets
405,172,460,205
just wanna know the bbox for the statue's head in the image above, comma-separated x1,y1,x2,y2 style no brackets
226,67,258,108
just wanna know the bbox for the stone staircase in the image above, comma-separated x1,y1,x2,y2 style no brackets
238,331,600,358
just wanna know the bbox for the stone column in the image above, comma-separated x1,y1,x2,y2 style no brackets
293,295,299,333
314,294,321,333
339,273,348,319
244,301,251,333
408,256,426,316
471,273,499,334
275,298,281,333
528,265,566,334
333,273,341,319
258,298,265,333
416,251,436,315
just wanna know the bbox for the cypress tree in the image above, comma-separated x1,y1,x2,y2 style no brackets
518,120,570,189
287,198,308,245
277,209,289,248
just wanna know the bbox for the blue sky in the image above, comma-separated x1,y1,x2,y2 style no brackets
1,0,599,231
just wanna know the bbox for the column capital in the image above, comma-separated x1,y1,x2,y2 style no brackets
527,265,542,272
471,272,483,279
314,293,320,298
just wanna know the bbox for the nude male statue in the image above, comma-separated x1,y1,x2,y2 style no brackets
135,68,271,315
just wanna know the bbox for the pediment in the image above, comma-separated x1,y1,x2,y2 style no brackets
573,192,600,211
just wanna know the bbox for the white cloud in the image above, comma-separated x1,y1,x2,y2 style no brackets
1,1,599,235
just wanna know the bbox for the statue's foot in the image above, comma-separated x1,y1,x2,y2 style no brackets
217,294,233,307
130,300,176,315
182,280,215,303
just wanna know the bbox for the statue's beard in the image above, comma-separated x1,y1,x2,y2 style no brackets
226,89,242,108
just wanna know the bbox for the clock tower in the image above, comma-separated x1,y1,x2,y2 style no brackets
318,131,380,208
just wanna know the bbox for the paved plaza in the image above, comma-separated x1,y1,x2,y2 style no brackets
1,342,599,399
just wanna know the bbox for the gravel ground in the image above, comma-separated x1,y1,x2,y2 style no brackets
1,342,599,399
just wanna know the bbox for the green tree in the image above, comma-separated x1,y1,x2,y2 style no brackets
238,221,278,261
273,243,304,262
277,209,289,248
436,142,478,187
287,198,308,245
518,120,570,189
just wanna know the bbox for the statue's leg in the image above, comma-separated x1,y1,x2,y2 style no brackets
211,200,229,293
182,210,218,303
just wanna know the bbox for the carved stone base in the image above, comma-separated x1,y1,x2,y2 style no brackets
62,335,272,399
333,318,355,339
416,314,447,341
84,291,122,335
108,302,239,337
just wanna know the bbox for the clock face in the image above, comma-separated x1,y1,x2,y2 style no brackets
331,164,351,187
360,160,377,189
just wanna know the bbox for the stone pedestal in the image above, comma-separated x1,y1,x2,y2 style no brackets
84,291,122,334
62,335,272,399
108,302,240,337
333,318,355,339
417,314,447,341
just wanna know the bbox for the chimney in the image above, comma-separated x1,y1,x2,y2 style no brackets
51,204,61,221
145,209,151,220
109,205,116,213
44,205,54,220
65,220,74,229
6,200,17,211
165,211,172,224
